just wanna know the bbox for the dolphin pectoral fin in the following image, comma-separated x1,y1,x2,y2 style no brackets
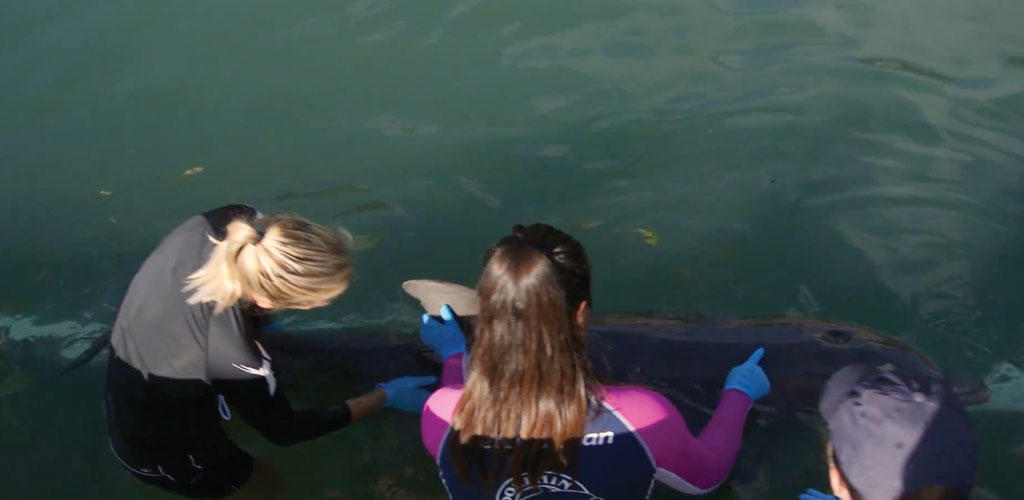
946,370,991,406
401,279,480,316
728,433,770,500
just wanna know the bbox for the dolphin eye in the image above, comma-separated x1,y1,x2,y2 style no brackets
821,328,852,345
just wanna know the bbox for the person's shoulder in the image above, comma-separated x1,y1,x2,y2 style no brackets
424,386,463,421
201,204,259,238
602,384,672,407
600,385,677,426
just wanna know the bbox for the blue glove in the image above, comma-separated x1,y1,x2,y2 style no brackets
420,304,467,360
376,375,437,414
798,488,838,500
723,347,771,402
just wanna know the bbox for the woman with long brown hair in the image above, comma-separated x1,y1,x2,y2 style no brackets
418,223,770,499
104,204,434,498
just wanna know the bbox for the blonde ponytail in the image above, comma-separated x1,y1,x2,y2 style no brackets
184,215,353,313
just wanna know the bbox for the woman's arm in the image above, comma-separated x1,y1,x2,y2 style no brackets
419,352,466,459
215,378,355,446
420,386,462,460
345,388,388,422
605,386,751,494
440,353,465,386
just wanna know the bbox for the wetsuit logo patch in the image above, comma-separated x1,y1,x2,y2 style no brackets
495,472,604,500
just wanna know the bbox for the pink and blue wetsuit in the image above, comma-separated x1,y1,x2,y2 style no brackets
421,354,753,499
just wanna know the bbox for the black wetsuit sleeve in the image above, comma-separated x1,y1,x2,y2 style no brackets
214,378,352,446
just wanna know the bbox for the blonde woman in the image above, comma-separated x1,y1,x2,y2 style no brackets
104,204,434,498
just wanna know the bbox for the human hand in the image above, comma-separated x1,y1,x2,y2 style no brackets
723,347,771,402
798,488,839,500
420,304,467,360
376,375,437,414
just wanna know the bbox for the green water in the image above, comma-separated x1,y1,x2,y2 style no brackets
2,0,1023,498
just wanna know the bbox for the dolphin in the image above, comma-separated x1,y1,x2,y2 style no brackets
55,279,990,420
261,280,989,428
583,316,990,426
43,280,992,499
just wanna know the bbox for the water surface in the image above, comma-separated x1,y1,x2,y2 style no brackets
2,0,1023,498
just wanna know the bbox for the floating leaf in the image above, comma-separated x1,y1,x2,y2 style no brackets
182,166,205,177
636,228,659,246
350,235,379,251
457,177,501,208
332,200,394,219
0,337,31,397
0,368,30,397
857,57,953,84
274,184,372,201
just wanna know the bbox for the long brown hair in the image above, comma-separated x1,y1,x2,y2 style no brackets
450,224,599,488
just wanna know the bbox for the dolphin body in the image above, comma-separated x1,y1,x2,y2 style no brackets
262,316,988,426
250,314,994,499
402,279,989,411
584,316,990,426
51,280,989,424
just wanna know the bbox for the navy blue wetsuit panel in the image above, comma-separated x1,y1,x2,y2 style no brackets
438,408,655,500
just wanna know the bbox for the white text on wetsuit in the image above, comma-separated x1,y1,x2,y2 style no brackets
581,431,614,446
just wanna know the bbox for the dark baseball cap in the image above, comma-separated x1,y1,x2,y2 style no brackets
819,365,977,500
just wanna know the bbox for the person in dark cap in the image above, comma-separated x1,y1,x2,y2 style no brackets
799,364,978,500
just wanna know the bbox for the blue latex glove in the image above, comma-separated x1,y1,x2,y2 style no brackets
376,375,437,414
420,304,467,360
798,488,838,500
723,347,771,401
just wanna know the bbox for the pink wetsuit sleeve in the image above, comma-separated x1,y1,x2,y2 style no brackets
421,354,465,460
440,353,465,387
604,386,751,494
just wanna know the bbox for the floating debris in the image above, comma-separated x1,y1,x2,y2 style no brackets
0,334,31,398
0,369,30,398
274,184,372,201
798,285,821,314
857,57,953,84
518,143,571,157
332,200,394,219
457,177,501,208
98,190,112,196
182,166,205,177
350,235,379,251
636,228,659,246
366,114,438,137
970,486,1003,500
